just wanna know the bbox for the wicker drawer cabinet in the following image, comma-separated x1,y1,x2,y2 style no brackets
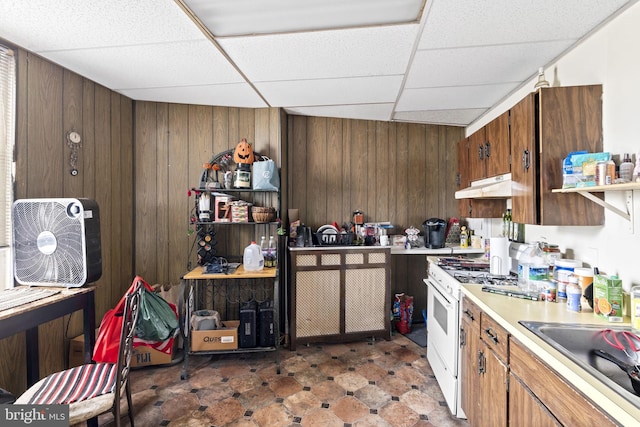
289,247,391,350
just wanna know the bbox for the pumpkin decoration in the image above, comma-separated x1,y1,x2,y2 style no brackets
233,138,255,165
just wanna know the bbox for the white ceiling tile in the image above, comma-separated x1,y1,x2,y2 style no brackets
119,84,267,108
184,0,424,36
396,83,521,111
0,0,205,52
218,25,419,81
419,0,629,49
285,104,395,122
43,41,244,90
255,76,403,107
393,109,487,126
406,40,575,88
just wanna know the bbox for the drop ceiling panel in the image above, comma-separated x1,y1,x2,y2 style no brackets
397,83,521,112
255,76,403,107
0,0,204,52
218,25,419,81
119,83,267,108
43,40,245,91
419,0,629,49
286,104,395,122
393,109,487,127
406,40,574,89
184,0,424,36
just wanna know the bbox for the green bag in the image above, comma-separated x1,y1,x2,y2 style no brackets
136,287,179,341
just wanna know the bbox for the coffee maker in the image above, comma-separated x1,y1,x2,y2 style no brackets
423,218,446,249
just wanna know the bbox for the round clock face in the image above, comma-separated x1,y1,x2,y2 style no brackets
67,131,81,144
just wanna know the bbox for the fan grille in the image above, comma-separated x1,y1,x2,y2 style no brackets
13,199,88,286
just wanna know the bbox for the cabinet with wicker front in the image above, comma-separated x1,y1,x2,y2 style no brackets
289,247,391,350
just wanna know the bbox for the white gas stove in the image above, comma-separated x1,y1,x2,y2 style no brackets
424,255,522,419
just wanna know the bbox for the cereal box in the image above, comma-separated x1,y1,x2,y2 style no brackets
593,274,623,322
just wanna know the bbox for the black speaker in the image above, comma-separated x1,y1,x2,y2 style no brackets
259,300,275,347
239,301,257,348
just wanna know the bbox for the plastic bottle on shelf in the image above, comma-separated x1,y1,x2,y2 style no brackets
266,236,277,268
620,153,634,182
243,241,264,271
260,236,267,258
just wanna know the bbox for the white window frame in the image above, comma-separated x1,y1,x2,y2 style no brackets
0,45,16,290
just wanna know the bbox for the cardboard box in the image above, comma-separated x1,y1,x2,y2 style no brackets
594,274,623,322
69,331,178,368
130,341,176,367
191,320,239,351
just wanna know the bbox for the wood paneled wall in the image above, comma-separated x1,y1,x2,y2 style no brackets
287,115,463,318
133,104,284,285
0,47,134,394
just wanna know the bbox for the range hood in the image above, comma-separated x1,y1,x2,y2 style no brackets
455,173,512,199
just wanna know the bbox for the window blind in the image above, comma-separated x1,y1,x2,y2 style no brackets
0,45,16,289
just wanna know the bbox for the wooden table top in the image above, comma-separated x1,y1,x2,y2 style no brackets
183,265,277,280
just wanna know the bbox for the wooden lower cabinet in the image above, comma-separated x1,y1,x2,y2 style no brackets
289,247,391,351
509,337,617,427
460,297,617,427
461,296,508,427
460,302,480,425
479,341,508,427
509,372,561,427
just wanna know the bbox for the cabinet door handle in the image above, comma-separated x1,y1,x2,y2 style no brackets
484,142,491,158
478,144,484,160
460,327,466,347
463,308,475,321
483,327,499,345
456,173,461,187
478,351,486,374
522,149,530,171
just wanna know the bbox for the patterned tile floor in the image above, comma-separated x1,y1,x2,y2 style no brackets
91,333,470,427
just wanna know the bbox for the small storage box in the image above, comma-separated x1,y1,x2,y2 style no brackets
231,203,252,223
191,320,239,351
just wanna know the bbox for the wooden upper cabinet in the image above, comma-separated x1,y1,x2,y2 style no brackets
457,136,505,219
510,85,604,225
468,112,511,183
468,128,486,182
485,110,511,177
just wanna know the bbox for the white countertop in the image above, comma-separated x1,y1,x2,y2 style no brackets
462,285,640,425
390,245,484,255
288,245,483,255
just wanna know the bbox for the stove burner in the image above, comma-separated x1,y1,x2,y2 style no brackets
452,272,518,287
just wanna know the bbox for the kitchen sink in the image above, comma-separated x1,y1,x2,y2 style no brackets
520,321,640,409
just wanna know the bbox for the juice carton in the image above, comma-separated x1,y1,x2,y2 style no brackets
594,274,623,322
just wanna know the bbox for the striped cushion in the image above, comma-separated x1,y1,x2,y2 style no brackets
27,363,117,405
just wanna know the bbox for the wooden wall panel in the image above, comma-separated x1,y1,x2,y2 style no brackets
134,104,283,283
287,115,463,320
1,48,134,395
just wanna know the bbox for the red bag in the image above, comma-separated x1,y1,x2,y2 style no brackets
93,276,154,363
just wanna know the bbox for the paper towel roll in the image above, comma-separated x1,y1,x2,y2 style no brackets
489,237,510,276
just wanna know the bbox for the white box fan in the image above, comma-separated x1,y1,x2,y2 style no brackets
12,198,102,287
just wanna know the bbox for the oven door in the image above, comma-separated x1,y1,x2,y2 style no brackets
426,278,459,375
426,277,460,416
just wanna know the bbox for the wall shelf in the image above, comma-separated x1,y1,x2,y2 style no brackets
552,182,640,232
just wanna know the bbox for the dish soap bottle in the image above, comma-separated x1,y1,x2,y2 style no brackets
460,226,469,248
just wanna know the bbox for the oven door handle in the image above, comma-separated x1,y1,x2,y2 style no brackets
428,279,454,310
